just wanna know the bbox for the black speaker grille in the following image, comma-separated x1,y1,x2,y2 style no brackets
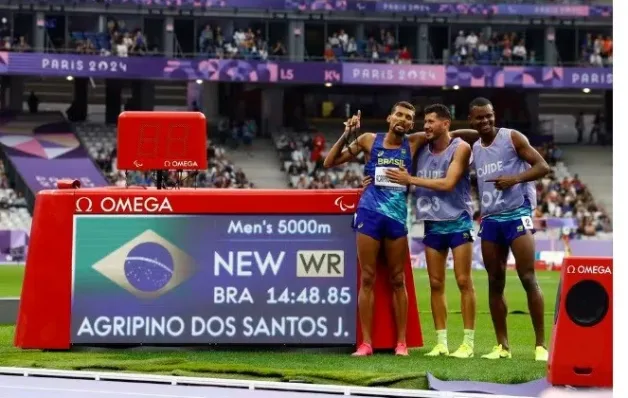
565,280,609,327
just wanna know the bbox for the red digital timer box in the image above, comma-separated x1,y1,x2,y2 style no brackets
117,111,208,171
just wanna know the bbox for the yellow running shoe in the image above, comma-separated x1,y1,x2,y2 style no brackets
535,346,549,361
449,343,474,359
481,344,512,359
424,343,449,357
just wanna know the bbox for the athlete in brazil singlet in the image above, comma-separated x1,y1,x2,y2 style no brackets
354,133,413,240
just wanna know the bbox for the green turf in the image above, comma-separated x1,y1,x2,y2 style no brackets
0,265,24,297
0,269,559,389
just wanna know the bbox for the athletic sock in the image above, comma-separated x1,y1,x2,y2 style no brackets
463,329,475,349
436,329,448,346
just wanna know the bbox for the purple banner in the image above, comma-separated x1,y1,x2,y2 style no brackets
1,52,342,83
197,59,342,83
0,52,612,88
6,0,611,17
563,68,613,89
344,63,612,89
371,3,611,17
342,63,445,86
444,65,613,88
71,215,358,344
410,238,612,270
446,65,566,88
8,156,109,194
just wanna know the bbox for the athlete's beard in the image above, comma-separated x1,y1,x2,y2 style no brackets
426,127,444,142
391,122,409,136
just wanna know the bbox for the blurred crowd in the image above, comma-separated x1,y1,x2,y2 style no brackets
535,172,611,236
92,139,254,189
1,18,31,51
198,24,287,60
450,30,612,66
213,118,259,148
0,163,28,213
275,131,364,189
324,29,413,64
65,23,611,67
0,163,6,190
70,20,288,60
0,36,31,52
535,141,611,236
0,160,30,262
323,27,611,66
450,30,537,66
581,33,612,67
532,143,611,237
71,19,149,56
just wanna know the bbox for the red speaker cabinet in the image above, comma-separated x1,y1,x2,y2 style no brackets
548,256,612,388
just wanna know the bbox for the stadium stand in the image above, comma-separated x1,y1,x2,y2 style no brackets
321,26,612,66
449,31,536,66
0,162,30,262
324,29,407,64
0,162,31,234
70,18,149,57
68,18,283,61
580,32,613,66
274,129,364,189
557,145,613,221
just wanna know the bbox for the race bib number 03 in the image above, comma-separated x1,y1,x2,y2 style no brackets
374,167,405,189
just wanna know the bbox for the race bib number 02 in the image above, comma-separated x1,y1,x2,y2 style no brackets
521,216,534,230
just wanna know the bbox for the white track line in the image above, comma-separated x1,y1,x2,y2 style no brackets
0,385,205,398
0,367,534,398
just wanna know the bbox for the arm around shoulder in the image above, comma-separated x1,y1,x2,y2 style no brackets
440,142,472,191
407,142,471,192
407,132,428,153
451,129,479,145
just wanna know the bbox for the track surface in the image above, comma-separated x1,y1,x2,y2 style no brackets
0,375,333,398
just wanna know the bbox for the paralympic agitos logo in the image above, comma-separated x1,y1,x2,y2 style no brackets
334,196,355,212
75,197,173,213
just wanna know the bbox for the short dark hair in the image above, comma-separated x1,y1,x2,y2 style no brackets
424,104,452,121
469,97,492,112
391,101,416,114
